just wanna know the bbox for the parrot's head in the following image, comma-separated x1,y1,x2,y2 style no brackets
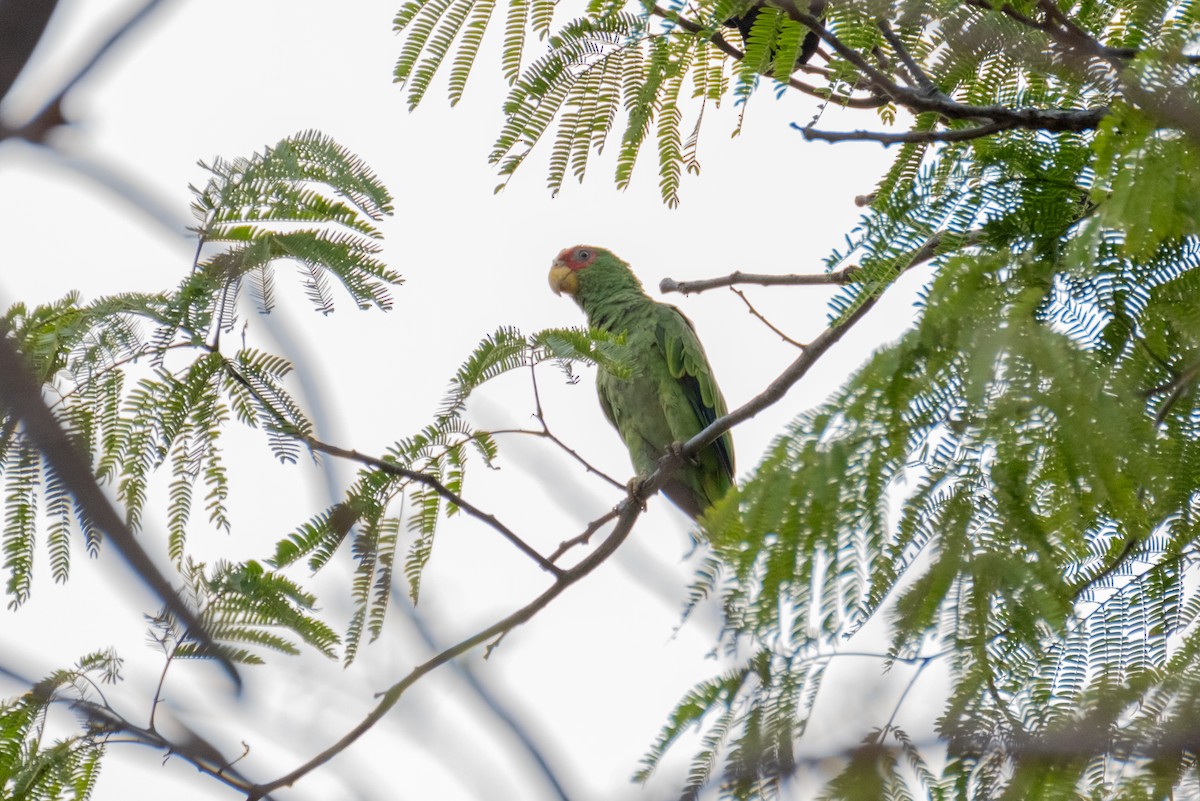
548,245,642,304
548,245,600,297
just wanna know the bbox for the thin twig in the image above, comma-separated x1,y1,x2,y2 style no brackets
519,363,626,489
729,287,806,348
68,698,265,796
491,427,627,490
305,437,562,578
50,341,206,410
665,230,970,303
1146,360,1200,423
147,646,175,730
675,234,940,459
547,508,621,563
879,654,937,738
660,265,860,295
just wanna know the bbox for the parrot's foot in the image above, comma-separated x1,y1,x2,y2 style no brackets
667,441,697,465
626,476,649,512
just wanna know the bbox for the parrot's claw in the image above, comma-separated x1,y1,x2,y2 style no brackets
626,477,649,512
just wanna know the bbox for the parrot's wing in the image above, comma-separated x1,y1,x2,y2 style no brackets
597,375,618,429
656,306,735,482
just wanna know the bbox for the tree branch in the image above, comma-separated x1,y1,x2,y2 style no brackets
660,265,860,295
876,20,941,97
674,234,939,459
798,119,1017,144
68,698,263,797
546,508,621,563
304,436,562,578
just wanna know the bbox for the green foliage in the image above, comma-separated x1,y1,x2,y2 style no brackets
0,131,391,794
639,197,1200,798
0,131,398,601
0,650,120,801
351,0,1200,790
153,559,340,664
190,128,399,316
5,0,1200,795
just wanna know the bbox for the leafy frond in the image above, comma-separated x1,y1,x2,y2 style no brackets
191,131,399,315
163,559,340,663
0,650,121,801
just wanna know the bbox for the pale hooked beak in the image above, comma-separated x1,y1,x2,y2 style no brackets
548,261,578,296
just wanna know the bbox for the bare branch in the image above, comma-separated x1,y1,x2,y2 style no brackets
660,265,860,295
304,437,563,578
878,653,939,738
492,427,627,490
505,363,625,490
730,287,807,348
68,698,264,796
797,119,1017,144
547,508,621,563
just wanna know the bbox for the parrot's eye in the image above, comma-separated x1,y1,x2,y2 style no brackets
577,249,591,260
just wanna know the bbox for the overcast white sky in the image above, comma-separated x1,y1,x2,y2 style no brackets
0,1,940,799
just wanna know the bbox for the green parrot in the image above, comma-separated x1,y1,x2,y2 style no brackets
548,245,735,519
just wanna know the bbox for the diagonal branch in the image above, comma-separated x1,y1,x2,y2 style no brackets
674,233,942,458
304,436,562,578
876,20,941,97
68,698,265,797
730,287,807,348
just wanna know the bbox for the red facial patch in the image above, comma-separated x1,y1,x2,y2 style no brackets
556,246,598,272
